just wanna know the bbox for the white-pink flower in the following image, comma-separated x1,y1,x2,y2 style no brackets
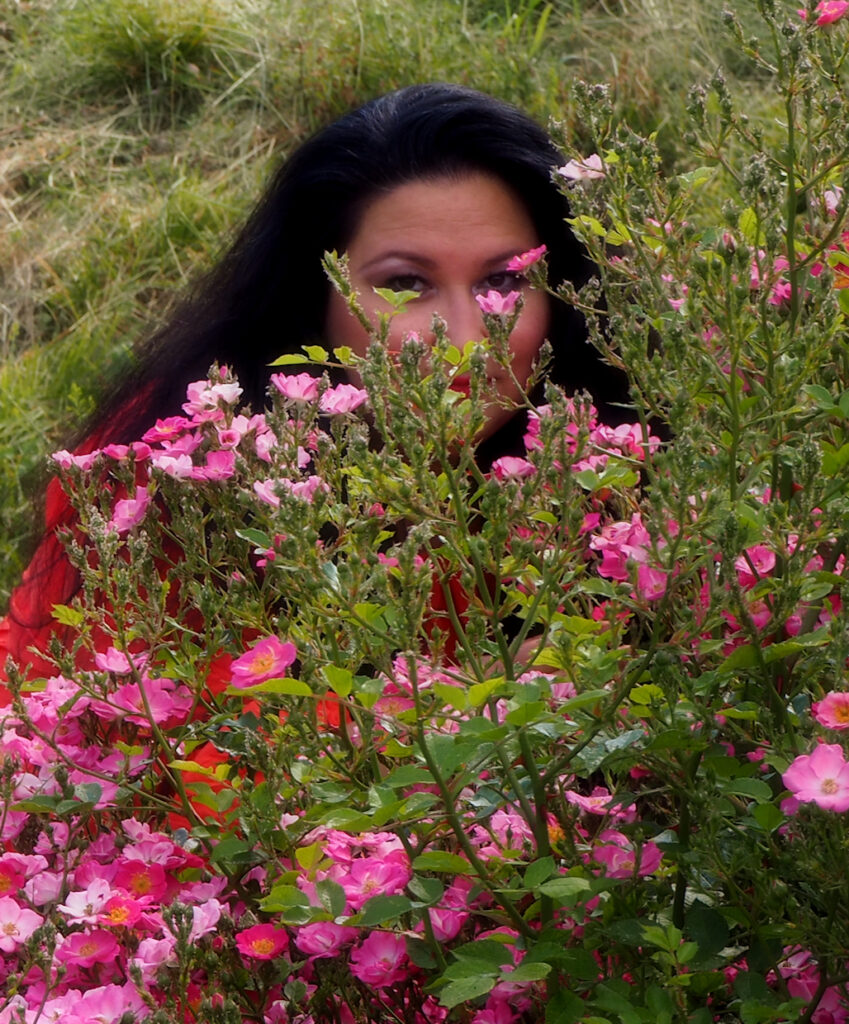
491,456,536,480
783,743,849,811
0,896,43,951
812,691,849,730
559,153,605,180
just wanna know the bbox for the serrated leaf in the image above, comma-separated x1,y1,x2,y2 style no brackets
322,664,353,698
438,975,497,1008
316,879,347,917
52,603,85,628
412,851,473,874
538,876,591,901
228,676,311,696
269,353,310,365
357,894,413,927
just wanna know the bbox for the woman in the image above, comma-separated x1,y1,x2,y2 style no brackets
0,82,627,683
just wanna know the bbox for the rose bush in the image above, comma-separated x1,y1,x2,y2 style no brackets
4,3,849,1022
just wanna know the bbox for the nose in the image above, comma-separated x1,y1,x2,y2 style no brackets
437,293,487,347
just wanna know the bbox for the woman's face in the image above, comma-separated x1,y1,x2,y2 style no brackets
324,172,550,438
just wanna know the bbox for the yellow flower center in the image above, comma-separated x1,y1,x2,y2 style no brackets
250,652,275,674
252,937,276,955
821,778,839,795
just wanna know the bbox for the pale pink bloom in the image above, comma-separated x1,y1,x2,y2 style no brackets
783,743,849,811
284,474,330,502
475,289,520,315
271,371,321,403
51,448,100,471
94,646,143,674
505,244,547,272
150,451,194,478
349,930,409,988
824,186,844,216
110,676,193,727
73,983,148,1022
57,878,112,924
491,456,536,480
813,691,849,730
230,635,297,688
236,923,289,960
565,785,637,821
183,379,243,414
254,478,282,507
56,928,120,967
319,383,368,415
0,896,43,951
188,898,224,941
131,935,176,982
593,829,663,878
559,153,605,180
294,921,358,958
255,430,278,463
107,485,151,535
429,903,468,942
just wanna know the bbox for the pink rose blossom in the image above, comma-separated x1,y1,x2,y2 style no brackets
320,383,369,414
349,930,408,987
0,896,43,952
799,1,849,24
56,929,120,968
783,743,849,811
813,691,849,730
107,486,151,534
294,922,358,958
236,923,290,960
475,289,520,315
559,153,605,180
271,372,321,403
230,636,297,688
593,829,663,878
505,244,547,272
491,456,536,480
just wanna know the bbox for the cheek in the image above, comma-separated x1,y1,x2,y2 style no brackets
509,293,550,378
325,291,372,358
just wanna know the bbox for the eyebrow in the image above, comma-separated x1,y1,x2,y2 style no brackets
357,247,533,273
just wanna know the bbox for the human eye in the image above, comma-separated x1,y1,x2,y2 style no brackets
477,271,526,297
381,274,429,296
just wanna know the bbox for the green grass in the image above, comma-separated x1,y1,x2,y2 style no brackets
0,0,782,605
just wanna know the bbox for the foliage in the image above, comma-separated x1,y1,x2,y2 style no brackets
4,2,849,1022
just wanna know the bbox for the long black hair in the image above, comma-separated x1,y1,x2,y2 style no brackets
87,82,627,449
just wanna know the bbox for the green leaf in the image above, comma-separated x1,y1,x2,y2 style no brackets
630,683,665,705
545,989,585,1024
506,962,551,983
303,344,329,361
524,856,556,890
322,664,353,698
718,777,772,803
738,206,759,244
228,676,311,696
412,851,473,874
752,803,784,832
269,353,311,365
260,884,311,912
52,603,85,628
316,879,347,917
209,835,255,865
538,876,591,902
438,975,497,1008
685,904,729,958
408,875,444,905
235,528,272,548
357,894,414,927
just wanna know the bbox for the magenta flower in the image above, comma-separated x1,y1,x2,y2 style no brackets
0,896,43,952
236,923,289,960
230,635,297,688
505,244,547,272
294,921,358,958
271,371,321,403
349,930,408,987
57,928,120,968
475,289,520,315
783,743,849,811
813,691,849,730
593,829,663,879
799,1,849,24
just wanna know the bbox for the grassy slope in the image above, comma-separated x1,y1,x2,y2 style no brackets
0,0,777,606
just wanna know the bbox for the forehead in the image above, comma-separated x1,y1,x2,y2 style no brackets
346,173,539,263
